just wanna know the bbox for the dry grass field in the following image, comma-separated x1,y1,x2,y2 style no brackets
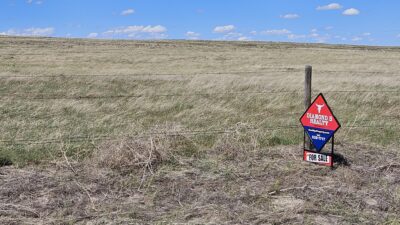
0,36,399,224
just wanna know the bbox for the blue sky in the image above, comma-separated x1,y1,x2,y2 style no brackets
1,0,400,46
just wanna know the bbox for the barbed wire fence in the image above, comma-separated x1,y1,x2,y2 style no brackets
0,68,399,146
1,125,399,146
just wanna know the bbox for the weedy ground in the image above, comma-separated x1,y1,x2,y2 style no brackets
0,36,399,224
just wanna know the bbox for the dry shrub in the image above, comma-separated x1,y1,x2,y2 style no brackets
93,125,200,173
94,137,163,173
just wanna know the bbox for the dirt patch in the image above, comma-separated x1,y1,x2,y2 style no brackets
0,143,399,224
272,196,304,211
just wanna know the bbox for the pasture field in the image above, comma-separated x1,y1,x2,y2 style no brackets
0,36,399,224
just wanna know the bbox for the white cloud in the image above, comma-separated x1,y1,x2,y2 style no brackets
220,32,241,40
312,34,331,43
25,27,53,36
352,37,362,42
121,9,135,16
317,3,342,10
315,39,328,43
213,25,235,33
288,34,307,40
334,35,348,41
27,0,43,4
250,31,257,35
238,36,250,41
185,31,200,40
105,25,166,34
308,29,332,43
104,25,167,39
215,32,249,41
343,8,360,16
363,32,371,36
281,14,300,19
87,33,98,38
262,29,291,35
0,27,54,36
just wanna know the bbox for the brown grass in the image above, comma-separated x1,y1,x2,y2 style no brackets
1,141,400,224
0,36,399,224
95,138,163,173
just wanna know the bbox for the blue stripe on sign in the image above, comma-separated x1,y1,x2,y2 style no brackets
304,126,335,152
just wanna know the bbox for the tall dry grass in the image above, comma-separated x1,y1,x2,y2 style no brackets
0,36,399,166
0,36,400,224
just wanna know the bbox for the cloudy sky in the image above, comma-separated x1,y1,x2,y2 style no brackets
1,0,400,46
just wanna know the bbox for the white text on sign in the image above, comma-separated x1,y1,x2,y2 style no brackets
306,113,333,126
303,150,332,167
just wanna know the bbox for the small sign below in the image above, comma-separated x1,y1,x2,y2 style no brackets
303,150,333,167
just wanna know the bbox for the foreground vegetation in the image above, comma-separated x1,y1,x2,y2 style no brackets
0,36,399,224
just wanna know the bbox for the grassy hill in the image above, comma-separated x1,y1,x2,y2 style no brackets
0,36,399,224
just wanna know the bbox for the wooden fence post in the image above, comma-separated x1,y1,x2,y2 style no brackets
305,65,312,150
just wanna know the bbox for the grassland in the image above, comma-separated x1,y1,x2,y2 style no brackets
0,36,399,224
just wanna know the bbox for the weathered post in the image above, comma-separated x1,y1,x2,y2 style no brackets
304,65,312,150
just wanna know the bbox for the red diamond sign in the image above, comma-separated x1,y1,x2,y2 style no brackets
300,93,341,152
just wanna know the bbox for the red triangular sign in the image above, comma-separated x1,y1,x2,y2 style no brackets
300,93,341,152
300,94,340,131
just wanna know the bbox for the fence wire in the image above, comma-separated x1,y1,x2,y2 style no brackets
0,68,399,78
0,125,398,145
0,89,399,101
0,70,299,78
0,70,399,146
0,90,300,100
0,126,298,145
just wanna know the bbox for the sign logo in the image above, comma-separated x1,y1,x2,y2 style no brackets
316,104,324,113
300,93,341,152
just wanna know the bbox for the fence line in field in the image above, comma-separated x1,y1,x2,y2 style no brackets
0,67,399,146
0,126,300,145
0,68,399,78
0,70,300,78
0,90,300,100
323,90,400,93
0,89,399,101
2,118,397,132
0,125,398,145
